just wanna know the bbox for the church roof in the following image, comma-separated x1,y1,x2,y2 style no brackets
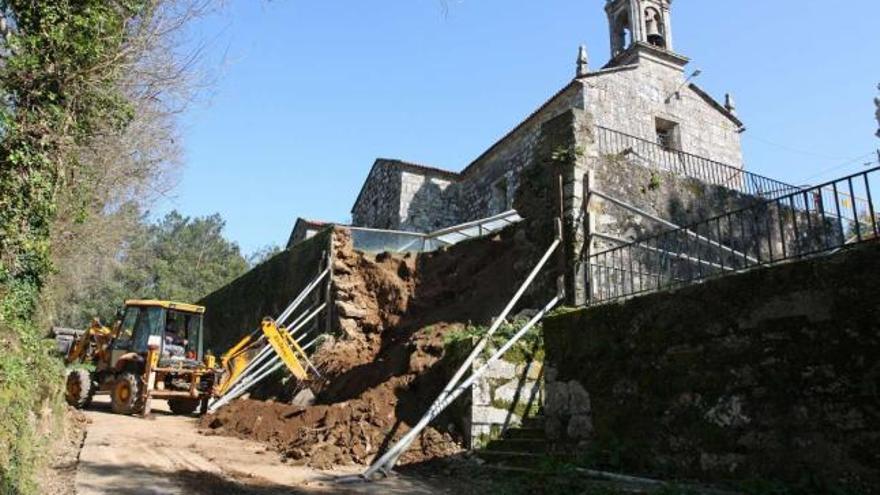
687,82,744,129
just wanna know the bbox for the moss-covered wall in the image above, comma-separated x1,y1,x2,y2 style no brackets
199,228,332,353
543,242,880,493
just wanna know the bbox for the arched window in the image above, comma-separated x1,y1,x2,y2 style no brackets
612,12,632,55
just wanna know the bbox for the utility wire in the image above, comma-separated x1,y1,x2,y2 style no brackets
744,133,852,161
795,151,878,185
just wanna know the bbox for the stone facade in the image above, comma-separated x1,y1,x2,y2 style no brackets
583,62,744,167
351,159,459,232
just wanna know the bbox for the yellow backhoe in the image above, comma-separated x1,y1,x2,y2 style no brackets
64,299,314,416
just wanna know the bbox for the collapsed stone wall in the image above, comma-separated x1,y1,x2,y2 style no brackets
543,242,880,493
203,219,558,466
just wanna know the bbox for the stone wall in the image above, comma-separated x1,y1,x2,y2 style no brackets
543,242,880,492
352,160,404,230
465,356,544,448
399,170,457,231
588,149,766,250
199,228,332,352
456,83,585,224
583,62,744,167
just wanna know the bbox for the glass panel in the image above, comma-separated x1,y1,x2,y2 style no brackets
115,307,141,347
185,314,203,359
131,307,165,354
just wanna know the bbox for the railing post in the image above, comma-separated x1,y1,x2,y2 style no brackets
583,170,596,305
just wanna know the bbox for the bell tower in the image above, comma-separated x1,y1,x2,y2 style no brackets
604,0,687,70
606,0,674,57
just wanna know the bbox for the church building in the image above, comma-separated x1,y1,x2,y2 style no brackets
345,0,745,234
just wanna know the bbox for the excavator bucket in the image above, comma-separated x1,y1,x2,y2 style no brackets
261,318,308,381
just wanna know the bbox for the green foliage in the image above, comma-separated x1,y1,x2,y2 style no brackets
443,317,544,364
648,172,663,191
60,210,250,326
0,1,152,491
551,145,585,164
248,244,284,268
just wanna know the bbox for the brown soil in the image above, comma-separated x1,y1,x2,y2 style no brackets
203,225,543,470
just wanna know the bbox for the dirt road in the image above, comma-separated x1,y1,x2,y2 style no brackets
74,397,446,495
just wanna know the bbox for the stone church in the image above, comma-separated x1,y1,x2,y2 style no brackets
289,0,771,307
342,0,744,233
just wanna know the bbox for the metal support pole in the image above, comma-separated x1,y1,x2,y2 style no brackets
359,294,562,481
362,224,562,477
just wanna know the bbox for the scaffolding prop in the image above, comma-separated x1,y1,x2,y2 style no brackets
344,220,564,482
207,266,329,413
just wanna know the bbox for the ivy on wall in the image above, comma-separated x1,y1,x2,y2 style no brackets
0,2,150,492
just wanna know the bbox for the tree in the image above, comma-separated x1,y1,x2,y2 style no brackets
56,211,249,326
135,211,249,304
0,2,219,491
248,244,283,268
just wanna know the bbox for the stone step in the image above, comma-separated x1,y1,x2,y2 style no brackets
502,427,545,440
476,450,547,469
485,438,547,454
519,415,545,429
474,465,659,494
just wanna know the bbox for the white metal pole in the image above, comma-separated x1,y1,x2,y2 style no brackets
362,295,561,479
376,234,561,470
277,268,329,327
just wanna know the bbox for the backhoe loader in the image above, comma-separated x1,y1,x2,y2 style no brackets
64,299,313,416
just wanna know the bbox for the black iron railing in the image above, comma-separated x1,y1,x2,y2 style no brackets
587,167,880,304
595,125,801,199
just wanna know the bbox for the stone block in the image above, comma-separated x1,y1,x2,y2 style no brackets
566,414,593,440
473,379,492,406
493,380,540,404
338,318,360,337
335,300,366,320
516,361,544,381
481,359,517,380
544,380,570,416
472,406,520,426
568,380,592,414
290,388,316,408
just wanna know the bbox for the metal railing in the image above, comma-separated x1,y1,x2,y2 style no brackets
348,210,523,254
587,167,880,304
595,126,801,199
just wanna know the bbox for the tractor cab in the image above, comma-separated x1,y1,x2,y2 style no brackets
111,300,206,368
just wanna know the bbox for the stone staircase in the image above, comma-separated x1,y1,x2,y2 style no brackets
476,415,557,469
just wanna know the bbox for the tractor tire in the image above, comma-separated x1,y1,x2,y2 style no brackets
111,372,145,415
168,398,200,416
65,369,95,409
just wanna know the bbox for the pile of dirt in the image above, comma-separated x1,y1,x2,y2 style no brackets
203,225,547,469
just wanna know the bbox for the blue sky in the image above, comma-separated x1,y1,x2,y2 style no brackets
162,0,880,254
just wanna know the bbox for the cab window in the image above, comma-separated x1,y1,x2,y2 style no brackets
115,307,140,345
131,306,165,353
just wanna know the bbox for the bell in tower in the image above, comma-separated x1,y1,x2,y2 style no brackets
644,7,666,48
